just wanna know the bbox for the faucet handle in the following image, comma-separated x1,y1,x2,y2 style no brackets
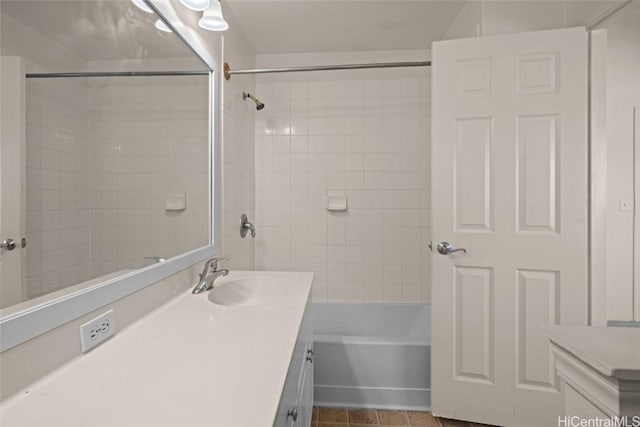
208,257,230,270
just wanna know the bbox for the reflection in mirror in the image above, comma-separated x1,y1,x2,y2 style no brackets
0,1,211,310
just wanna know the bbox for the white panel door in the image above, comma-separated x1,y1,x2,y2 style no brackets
431,28,588,427
0,56,26,308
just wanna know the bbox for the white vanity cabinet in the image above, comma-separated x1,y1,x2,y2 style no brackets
544,326,640,421
275,298,314,427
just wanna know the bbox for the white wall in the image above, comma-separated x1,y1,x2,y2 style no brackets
441,0,483,40
221,28,256,271
596,2,640,321
442,0,620,40
253,50,431,303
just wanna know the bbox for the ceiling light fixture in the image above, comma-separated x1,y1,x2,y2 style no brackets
179,0,211,12
154,19,173,32
198,0,229,31
131,0,154,13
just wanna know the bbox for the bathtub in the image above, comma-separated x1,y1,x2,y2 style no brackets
312,303,430,411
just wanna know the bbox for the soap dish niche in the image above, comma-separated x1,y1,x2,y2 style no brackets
326,195,347,211
165,193,187,212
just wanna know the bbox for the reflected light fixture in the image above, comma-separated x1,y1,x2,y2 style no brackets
154,19,173,32
198,0,229,31
179,0,211,12
131,0,154,13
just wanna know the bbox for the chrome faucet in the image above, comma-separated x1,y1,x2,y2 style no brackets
192,257,230,294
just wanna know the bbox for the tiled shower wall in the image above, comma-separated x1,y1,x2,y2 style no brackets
89,76,210,276
25,78,93,299
254,61,432,303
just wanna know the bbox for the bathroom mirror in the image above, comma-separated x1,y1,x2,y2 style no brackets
0,0,217,350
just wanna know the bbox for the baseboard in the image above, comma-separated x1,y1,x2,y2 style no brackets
314,384,431,411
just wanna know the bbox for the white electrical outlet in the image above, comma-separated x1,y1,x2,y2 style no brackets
80,309,116,353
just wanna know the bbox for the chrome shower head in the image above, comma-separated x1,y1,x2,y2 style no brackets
243,92,265,111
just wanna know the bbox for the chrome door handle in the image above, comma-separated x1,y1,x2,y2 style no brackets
0,238,17,251
437,241,466,255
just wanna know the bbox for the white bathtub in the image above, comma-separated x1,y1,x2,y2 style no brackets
313,303,430,411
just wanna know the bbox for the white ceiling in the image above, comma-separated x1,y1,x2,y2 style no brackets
221,0,627,55
222,0,466,54
1,0,627,63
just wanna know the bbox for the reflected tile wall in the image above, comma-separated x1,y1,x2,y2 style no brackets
25,76,211,299
25,78,93,298
254,75,432,303
89,77,210,276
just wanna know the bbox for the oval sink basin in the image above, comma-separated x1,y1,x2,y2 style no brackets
207,277,290,307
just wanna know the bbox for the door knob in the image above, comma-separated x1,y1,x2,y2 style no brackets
437,241,467,255
0,238,17,251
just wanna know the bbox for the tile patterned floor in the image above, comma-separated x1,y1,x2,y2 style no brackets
312,407,498,427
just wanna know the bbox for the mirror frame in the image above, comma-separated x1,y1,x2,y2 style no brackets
0,0,220,352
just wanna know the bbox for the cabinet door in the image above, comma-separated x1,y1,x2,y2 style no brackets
274,365,299,427
298,342,314,427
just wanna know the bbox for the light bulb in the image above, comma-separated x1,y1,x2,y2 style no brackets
179,0,211,12
131,0,154,13
198,1,228,31
154,19,172,32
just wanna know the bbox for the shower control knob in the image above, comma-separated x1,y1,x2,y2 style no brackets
0,238,17,251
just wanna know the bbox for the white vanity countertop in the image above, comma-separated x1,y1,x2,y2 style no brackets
0,271,313,427
543,325,640,380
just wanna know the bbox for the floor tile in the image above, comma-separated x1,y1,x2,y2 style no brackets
317,423,348,427
318,407,348,423
348,408,379,424
377,410,409,425
312,407,319,423
407,411,440,426
438,418,473,427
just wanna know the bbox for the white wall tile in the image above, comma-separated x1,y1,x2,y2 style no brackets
255,69,431,303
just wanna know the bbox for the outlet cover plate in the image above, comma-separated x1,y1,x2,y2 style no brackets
80,309,116,353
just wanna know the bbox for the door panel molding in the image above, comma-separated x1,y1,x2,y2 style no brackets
454,266,494,383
